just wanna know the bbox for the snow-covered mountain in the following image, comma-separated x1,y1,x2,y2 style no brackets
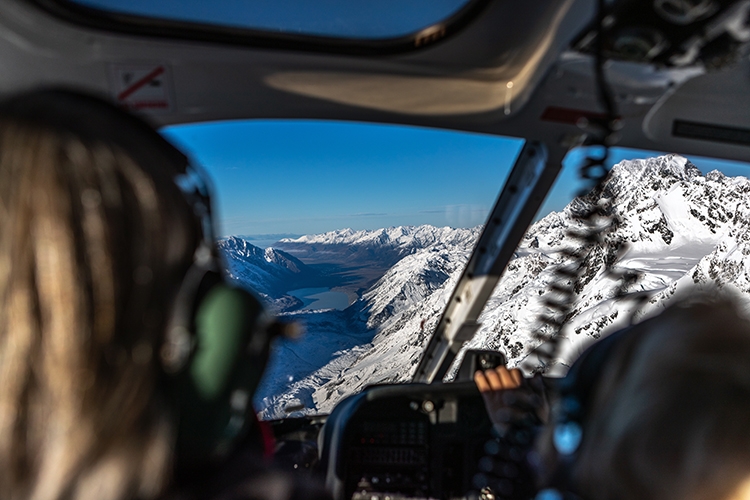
220,236,308,295
274,225,480,291
252,226,480,419
463,154,750,373
281,225,479,250
238,155,750,419
220,236,331,311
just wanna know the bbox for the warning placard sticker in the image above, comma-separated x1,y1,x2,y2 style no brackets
109,63,174,113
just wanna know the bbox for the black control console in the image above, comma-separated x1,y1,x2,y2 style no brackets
319,382,495,500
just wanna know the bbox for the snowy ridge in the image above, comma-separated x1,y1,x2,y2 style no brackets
308,244,473,414
253,227,479,419
280,225,478,251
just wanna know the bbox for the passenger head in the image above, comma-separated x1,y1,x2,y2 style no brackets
0,89,201,499
541,297,750,500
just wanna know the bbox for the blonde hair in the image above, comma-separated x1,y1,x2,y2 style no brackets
0,91,200,500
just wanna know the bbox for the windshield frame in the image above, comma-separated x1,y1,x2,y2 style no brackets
412,141,557,383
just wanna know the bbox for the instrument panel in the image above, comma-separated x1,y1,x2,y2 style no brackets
320,382,498,500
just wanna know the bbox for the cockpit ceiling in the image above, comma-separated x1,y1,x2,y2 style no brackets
0,0,580,125
1,0,750,164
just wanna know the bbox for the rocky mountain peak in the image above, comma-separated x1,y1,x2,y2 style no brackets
219,236,264,258
263,247,305,273
611,154,700,181
602,154,699,199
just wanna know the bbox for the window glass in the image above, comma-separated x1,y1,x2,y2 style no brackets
68,0,472,39
162,120,523,418
162,119,750,419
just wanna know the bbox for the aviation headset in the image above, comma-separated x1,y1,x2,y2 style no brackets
0,89,285,468
162,160,282,467
534,325,639,500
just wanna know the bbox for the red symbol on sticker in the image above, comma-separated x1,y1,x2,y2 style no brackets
117,66,165,102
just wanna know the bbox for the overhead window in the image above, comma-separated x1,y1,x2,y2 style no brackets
68,0,470,39
33,0,488,54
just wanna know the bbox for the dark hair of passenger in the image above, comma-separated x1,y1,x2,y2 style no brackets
0,89,201,500
555,297,750,500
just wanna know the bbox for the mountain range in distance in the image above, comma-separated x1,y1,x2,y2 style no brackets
220,154,750,419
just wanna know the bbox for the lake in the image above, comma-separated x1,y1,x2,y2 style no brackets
288,287,350,311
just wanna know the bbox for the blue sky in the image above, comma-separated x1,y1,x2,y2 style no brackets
163,120,750,240
163,121,524,237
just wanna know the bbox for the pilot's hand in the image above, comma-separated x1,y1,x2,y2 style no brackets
474,366,523,392
475,367,546,436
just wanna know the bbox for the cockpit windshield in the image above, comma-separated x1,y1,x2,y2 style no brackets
164,119,750,419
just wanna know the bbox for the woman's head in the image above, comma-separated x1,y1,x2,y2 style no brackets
546,297,750,500
0,89,201,499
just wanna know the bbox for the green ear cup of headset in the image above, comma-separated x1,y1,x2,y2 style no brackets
175,283,272,467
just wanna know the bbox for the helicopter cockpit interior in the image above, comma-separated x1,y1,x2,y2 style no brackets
2,0,750,499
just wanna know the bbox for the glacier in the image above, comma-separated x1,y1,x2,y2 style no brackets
221,154,750,419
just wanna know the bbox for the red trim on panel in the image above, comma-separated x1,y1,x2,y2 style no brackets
117,66,165,101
